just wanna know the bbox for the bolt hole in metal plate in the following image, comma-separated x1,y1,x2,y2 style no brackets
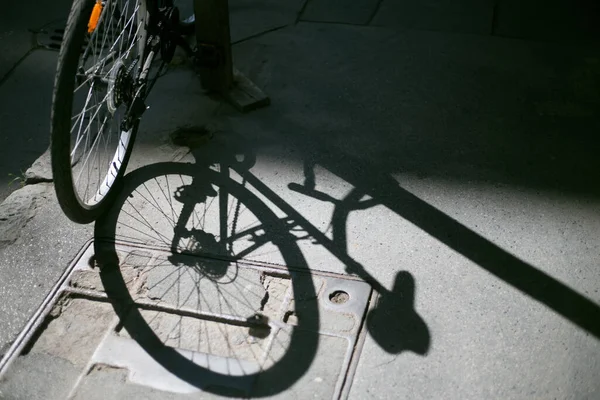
329,290,350,304
0,240,373,399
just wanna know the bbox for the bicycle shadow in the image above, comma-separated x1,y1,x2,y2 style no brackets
188,139,432,356
93,158,321,397
92,132,433,397
192,130,600,348
288,145,600,340
286,169,430,355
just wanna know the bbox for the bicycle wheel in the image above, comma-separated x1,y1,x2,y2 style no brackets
51,0,148,223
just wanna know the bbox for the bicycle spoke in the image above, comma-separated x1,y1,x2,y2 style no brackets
71,90,110,156
65,0,146,207
74,111,109,186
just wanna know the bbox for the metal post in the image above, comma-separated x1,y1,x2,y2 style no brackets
193,0,270,112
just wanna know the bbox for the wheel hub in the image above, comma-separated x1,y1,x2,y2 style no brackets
168,228,230,280
107,60,135,114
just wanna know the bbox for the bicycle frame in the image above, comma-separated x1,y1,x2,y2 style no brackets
119,0,219,131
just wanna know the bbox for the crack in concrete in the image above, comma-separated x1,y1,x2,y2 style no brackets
259,272,271,312
259,286,270,312
490,0,499,35
366,0,384,25
232,24,290,46
298,19,376,27
24,176,53,185
89,362,130,375
374,355,398,369
295,0,311,24
0,48,36,88
0,25,47,87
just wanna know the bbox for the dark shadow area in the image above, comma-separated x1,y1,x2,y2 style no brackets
94,159,321,397
222,17,600,343
0,1,71,203
494,0,600,42
286,142,600,339
188,132,600,341
229,22,600,201
367,271,429,355
93,138,433,396
194,141,432,355
287,172,430,354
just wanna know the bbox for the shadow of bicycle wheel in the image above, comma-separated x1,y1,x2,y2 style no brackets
93,161,320,397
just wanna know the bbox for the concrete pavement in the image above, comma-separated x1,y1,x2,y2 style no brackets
1,0,600,398
0,0,75,203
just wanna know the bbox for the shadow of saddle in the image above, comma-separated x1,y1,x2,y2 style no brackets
366,271,430,355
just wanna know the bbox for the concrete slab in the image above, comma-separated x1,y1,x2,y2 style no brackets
0,0,69,80
0,31,33,83
229,0,306,43
230,23,600,197
301,0,380,25
370,0,494,34
0,186,90,358
494,0,600,42
0,352,81,400
0,0,70,205
71,366,216,400
0,50,57,202
0,296,116,400
174,0,305,44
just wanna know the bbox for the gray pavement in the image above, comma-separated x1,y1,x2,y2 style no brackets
1,0,600,398
0,0,73,203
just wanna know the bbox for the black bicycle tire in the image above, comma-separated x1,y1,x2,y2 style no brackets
51,0,142,224
94,162,320,397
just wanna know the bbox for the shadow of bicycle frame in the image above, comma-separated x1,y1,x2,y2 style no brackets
94,163,321,398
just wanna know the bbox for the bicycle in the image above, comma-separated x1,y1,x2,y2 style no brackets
50,0,216,224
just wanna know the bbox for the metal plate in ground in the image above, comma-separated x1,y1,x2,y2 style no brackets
0,240,372,399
